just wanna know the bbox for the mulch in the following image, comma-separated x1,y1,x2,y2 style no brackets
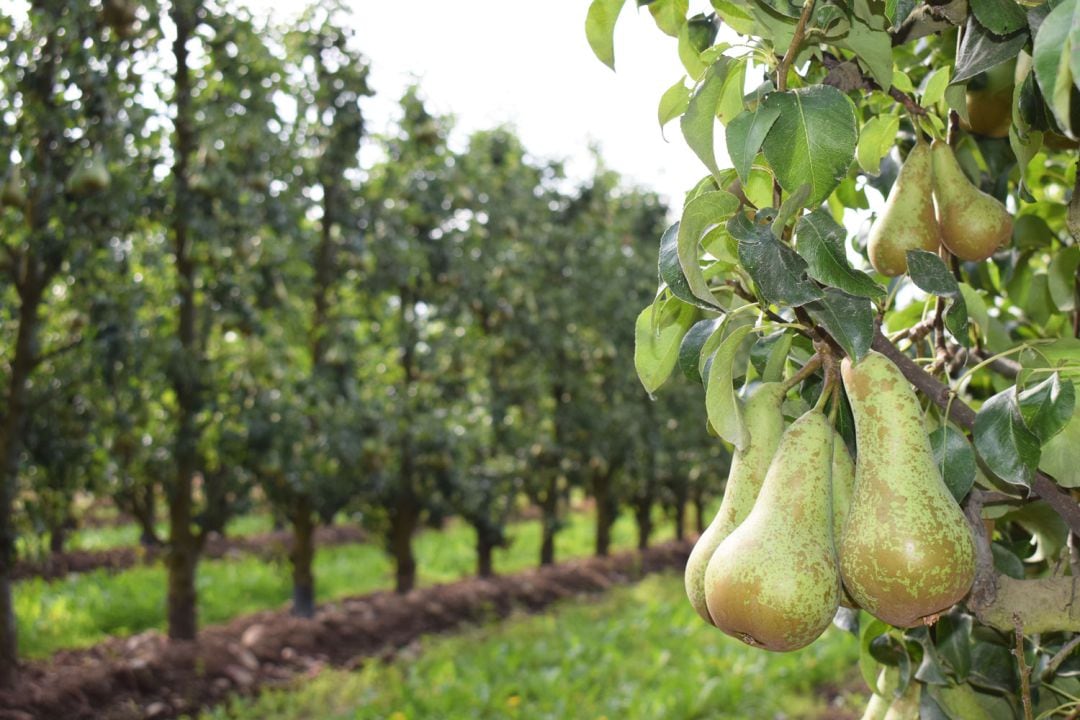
0,541,692,720
13,525,368,582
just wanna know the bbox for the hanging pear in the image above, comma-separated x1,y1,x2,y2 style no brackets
931,139,1013,262
867,141,942,276
840,351,975,627
66,153,111,196
685,382,785,623
832,433,859,608
704,409,840,651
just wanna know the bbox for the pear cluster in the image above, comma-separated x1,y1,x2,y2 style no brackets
867,139,1013,275
685,351,976,652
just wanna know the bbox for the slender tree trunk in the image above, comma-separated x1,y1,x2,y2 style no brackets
635,499,652,551
166,2,201,642
476,528,495,578
49,523,67,555
673,501,686,542
539,474,558,566
0,285,43,687
290,496,316,617
390,495,419,593
135,485,160,547
693,491,707,535
593,470,613,557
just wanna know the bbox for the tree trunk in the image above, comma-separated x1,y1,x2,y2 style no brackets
593,470,613,557
0,284,43,687
635,500,652,551
673,501,686,542
49,523,67,555
539,474,558,566
476,529,495,578
166,1,201,642
693,492,707,535
135,485,161,547
290,496,316,618
390,495,419,594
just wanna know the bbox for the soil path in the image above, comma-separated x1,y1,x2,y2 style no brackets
0,541,692,720
13,525,366,583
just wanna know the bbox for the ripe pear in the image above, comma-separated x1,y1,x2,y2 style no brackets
831,434,859,608
685,382,785,623
704,410,840,651
840,351,975,627
930,140,1013,262
867,142,942,276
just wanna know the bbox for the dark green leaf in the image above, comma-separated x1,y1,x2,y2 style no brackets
859,617,892,690
805,289,874,362
725,104,782,185
954,15,1027,85
1000,501,1069,562
678,317,722,383
677,191,741,308
945,294,970,347
970,0,1027,36
973,387,1042,487
929,425,977,502
761,86,858,206
906,250,959,296
970,642,1018,694
661,221,714,310
682,61,729,178
991,542,1026,579
796,210,885,298
935,612,973,681
919,692,951,720
730,212,824,307
908,627,951,686
1017,373,1076,443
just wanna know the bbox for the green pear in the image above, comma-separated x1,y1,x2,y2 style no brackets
704,409,840,651
840,351,975,627
931,139,1013,262
832,434,859,608
867,142,942,276
685,382,786,623
67,154,110,196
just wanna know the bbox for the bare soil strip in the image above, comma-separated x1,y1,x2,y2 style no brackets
0,541,691,720
13,525,367,582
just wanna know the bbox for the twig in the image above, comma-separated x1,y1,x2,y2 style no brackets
871,327,1080,536
776,0,818,93
1044,635,1080,681
783,353,823,391
1016,618,1035,720
820,52,927,116
968,348,1022,380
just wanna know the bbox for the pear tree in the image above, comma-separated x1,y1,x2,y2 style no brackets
589,0,1080,715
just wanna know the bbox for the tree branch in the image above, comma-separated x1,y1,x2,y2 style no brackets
820,52,927,117
776,0,818,93
870,328,1080,536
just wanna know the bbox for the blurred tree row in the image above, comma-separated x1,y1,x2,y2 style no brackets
0,0,724,686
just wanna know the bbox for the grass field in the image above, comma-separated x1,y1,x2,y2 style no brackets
200,573,863,720
18,507,678,658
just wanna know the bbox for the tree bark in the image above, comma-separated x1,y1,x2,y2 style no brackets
390,495,419,594
166,0,201,642
290,496,316,617
635,499,653,551
673,501,686,542
476,529,495,578
49,522,67,555
539,474,558,566
135,485,160,547
693,491,707,535
593,470,613,557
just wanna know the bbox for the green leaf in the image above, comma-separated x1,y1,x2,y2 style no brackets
969,0,1027,36
1017,372,1076,443
973,387,1042,487
1048,245,1080,312
658,78,692,135
649,0,689,37
908,627,950,686
585,0,629,70
859,616,892,690
934,613,973,681
929,425,977,502
682,61,729,178
717,57,748,125
1040,409,1080,486
906,250,959,296
856,115,901,175
761,86,858,206
635,298,696,394
921,67,951,108
805,289,875,362
678,317,722,383
677,15,717,79
1033,0,1078,135
954,15,1027,85
705,324,755,450
660,221,711,310
991,542,1026,578
1000,501,1069,562
730,211,824,307
763,332,793,382
677,191,741,308
796,210,885,298
725,104,782,184
834,16,894,91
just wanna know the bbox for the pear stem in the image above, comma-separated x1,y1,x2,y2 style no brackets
775,0,817,93
813,359,836,413
782,352,822,392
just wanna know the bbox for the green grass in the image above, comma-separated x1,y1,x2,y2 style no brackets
199,573,861,720
17,508,676,659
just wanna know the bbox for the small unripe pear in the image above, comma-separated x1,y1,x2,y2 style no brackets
931,140,1013,262
704,410,841,651
840,351,975,627
867,142,942,276
67,154,111,196
684,382,785,623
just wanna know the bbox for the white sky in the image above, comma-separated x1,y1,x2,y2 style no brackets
251,0,714,207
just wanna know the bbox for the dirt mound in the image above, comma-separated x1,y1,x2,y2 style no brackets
13,525,367,582
0,541,690,720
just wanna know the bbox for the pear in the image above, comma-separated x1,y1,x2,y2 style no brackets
685,382,785,623
867,142,942,276
67,154,110,196
840,351,975,627
931,139,1013,262
704,409,840,651
832,434,859,608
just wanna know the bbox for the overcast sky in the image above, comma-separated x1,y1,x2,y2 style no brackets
250,0,715,207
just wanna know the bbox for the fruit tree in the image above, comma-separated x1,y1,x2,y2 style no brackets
588,0,1080,716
